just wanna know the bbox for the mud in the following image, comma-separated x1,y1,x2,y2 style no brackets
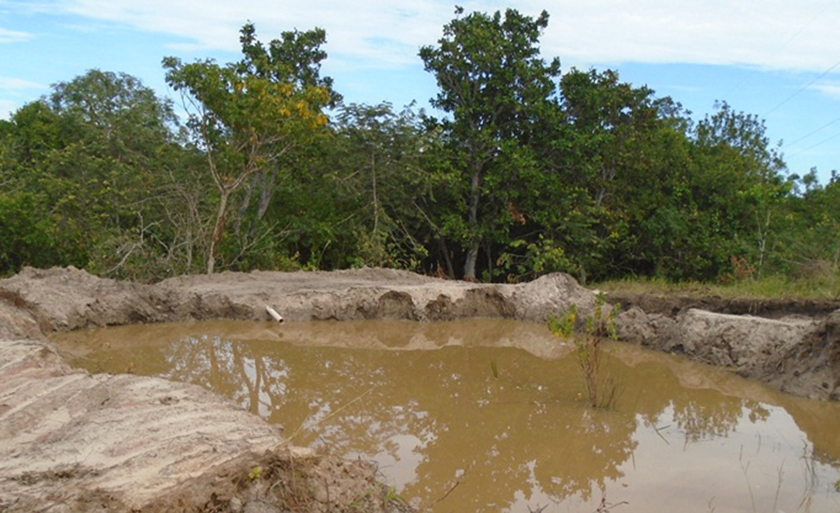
1,266,839,511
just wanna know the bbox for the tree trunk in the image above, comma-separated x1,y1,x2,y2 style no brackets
257,168,277,220
463,166,482,281
234,173,258,235
207,189,229,274
438,237,455,279
464,243,479,281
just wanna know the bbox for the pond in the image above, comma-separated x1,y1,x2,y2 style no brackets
55,319,840,512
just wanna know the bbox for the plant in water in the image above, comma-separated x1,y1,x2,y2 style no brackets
549,294,621,409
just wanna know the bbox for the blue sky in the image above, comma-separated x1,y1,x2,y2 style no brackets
2,0,839,182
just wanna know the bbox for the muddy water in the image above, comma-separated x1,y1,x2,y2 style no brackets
56,319,840,512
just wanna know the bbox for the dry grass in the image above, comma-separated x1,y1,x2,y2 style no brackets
594,273,840,300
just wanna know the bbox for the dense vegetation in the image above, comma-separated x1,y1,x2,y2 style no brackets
1,8,838,290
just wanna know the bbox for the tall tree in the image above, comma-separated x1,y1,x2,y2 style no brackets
163,23,334,274
694,101,789,275
330,102,432,268
0,70,180,276
420,7,562,280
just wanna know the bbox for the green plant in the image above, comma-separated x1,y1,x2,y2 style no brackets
249,465,262,480
549,294,621,409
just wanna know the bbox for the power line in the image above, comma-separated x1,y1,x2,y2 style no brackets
718,9,824,101
786,130,840,159
762,58,840,117
783,114,840,149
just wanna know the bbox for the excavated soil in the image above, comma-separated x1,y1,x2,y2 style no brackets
1,266,838,512
606,291,840,319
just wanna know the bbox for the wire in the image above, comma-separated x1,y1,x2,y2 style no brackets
762,59,840,117
718,8,824,101
785,130,840,158
783,114,840,149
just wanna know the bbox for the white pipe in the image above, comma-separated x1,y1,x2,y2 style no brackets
265,305,284,323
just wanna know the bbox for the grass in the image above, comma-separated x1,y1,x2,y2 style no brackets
549,295,621,410
594,273,840,300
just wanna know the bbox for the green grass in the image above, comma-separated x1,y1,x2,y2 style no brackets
594,274,840,300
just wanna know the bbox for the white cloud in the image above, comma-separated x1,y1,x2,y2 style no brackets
0,26,31,43
810,82,840,100
21,0,840,74
0,99,17,119
0,76,46,89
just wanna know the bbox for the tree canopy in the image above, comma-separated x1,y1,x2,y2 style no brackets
0,14,836,290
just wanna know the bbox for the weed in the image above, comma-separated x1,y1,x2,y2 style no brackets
549,295,621,409
249,465,262,480
834,479,840,493
490,358,499,379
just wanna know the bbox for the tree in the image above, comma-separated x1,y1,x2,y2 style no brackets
419,7,562,280
0,71,180,277
329,102,432,268
693,101,789,275
163,23,333,274
550,68,667,281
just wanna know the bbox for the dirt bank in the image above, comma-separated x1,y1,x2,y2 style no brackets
613,299,840,401
1,267,838,511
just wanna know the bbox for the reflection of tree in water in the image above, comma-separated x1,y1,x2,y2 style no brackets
614,356,770,444
83,324,821,512
669,394,760,443
163,335,291,419
155,336,642,510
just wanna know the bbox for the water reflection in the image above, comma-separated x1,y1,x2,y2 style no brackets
57,320,840,512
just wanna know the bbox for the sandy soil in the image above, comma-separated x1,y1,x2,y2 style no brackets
0,266,838,511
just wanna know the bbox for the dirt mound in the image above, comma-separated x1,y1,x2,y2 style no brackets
0,266,598,327
765,309,840,400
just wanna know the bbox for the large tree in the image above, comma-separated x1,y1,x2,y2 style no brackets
163,23,334,274
0,70,180,276
419,7,562,280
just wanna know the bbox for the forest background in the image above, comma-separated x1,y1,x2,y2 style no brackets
1,8,838,293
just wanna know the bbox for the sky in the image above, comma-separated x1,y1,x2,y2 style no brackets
1,0,839,183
